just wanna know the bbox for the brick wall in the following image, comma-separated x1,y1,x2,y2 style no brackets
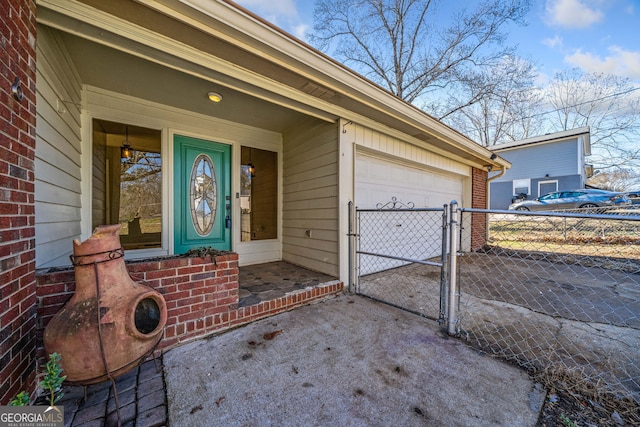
471,167,488,251
0,0,38,405
36,254,342,360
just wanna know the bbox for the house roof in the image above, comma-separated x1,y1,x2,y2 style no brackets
492,127,591,155
36,0,508,170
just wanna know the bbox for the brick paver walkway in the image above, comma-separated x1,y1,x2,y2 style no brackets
58,356,166,427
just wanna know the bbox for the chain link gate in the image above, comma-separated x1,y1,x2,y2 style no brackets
349,199,640,420
349,198,452,323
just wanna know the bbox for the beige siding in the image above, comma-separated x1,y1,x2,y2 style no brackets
282,119,339,276
35,27,83,268
354,124,470,177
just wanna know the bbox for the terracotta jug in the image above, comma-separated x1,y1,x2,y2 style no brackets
44,224,167,385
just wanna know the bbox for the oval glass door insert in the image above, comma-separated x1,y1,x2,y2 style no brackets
190,154,217,235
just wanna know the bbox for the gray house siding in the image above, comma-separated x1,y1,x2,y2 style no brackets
490,138,585,209
496,140,578,180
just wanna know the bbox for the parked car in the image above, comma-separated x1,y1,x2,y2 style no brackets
628,192,640,205
508,189,631,211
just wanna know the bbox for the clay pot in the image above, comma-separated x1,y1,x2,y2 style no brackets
44,225,167,385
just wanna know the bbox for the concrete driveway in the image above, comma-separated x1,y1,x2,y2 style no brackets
164,294,544,426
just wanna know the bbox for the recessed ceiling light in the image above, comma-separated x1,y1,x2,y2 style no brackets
207,92,223,103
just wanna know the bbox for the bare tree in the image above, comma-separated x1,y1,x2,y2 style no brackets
310,0,531,115
587,168,639,192
120,151,162,222
443,55,544,146
545,69,640,171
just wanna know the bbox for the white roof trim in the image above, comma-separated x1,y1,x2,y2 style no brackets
493,127,591,151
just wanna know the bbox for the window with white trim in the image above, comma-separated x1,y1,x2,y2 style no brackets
92,119,162,250
512,178,530,196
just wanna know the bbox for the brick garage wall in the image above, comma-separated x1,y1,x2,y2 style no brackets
0,0,38,405
471,167,488,251
36,254,342,359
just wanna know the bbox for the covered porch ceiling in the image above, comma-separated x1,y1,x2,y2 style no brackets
59,31,320,135
36,0,508,170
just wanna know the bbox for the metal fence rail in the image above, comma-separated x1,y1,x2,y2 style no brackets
353,202,448,321
457,207,640,406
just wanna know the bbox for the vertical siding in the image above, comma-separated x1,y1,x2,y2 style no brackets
282,119,339,276
35,27,83,268
353,124,470,177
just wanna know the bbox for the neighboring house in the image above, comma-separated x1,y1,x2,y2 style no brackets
489,128,592,209
1,0,507,402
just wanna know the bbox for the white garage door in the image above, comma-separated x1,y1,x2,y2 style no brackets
355,153,464,274
355,153,463,209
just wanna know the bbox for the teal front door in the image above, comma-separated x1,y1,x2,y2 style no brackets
174,135,231,254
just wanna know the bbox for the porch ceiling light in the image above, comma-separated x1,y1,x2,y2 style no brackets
247,148,255,177
120,144,132,160
207,91,223,103
121,125,132,159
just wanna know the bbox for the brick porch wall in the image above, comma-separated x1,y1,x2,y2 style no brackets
471,167,488,251
0,0,38,405
36,254,343,359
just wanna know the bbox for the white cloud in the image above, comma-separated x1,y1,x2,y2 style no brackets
542,35,563,49
291,23,310,41
236,0,300,19
565,46,640,79
545,0,604,28
235,0,311,40
625,4,635,16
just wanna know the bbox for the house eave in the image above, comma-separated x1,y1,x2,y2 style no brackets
176,0,502,168
37,0,502,169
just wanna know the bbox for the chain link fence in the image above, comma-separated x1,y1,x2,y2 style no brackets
457,207,640,413
353,201,447,321
351,202,640,421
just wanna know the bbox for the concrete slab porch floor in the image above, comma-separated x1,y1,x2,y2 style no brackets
165,294,545,426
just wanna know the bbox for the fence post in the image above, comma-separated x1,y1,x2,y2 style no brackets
348,201,356,293
439,204,448,325
447,201,459,335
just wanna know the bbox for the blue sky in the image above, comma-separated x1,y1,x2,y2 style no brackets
235,0,640,83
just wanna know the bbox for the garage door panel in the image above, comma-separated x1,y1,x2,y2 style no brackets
356,153,462,274
356,154,462,208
